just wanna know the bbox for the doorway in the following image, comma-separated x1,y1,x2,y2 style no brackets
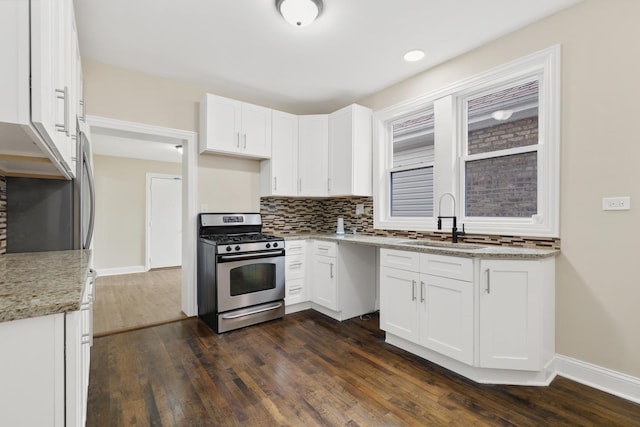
87,115,198,319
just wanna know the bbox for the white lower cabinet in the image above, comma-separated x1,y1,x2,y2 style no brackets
310,240,376,321
312,250,338,311
285,240,309,308
419,273,473,365
379,248,555,383
479,259,552,372
379,250,473,365
0,271,94,427
379,266,419,342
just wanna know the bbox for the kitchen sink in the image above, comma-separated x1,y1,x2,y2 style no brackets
399,240,487,250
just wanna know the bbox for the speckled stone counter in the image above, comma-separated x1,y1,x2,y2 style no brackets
278,233,558,259
0,250,91,323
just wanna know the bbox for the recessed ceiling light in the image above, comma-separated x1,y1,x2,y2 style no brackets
491,110,514,121
404,49,425,62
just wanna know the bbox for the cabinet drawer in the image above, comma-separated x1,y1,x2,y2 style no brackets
285,240,306,255
285,278,308,306
286,254,306,280
420,253,473,282
313,240,337,257
380,249,419,272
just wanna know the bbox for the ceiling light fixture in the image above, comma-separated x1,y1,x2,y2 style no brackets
491,110,514,121
404,49,425,62
276,0,323,27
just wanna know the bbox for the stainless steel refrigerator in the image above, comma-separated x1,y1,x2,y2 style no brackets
7,129,95,253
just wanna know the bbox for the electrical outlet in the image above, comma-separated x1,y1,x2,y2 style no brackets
355,204,365,215
602,197,631,211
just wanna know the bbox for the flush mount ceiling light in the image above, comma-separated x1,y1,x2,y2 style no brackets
276,0,323,27
403,49,425,62
491,110,514,121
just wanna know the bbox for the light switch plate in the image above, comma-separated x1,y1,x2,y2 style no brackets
602,196,631,211
355,203,365,215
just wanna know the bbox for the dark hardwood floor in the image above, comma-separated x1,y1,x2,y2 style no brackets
87,310,640,426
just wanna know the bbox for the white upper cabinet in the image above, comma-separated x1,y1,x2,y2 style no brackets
0,0,80,179
328,104,372,196
298,114,328,197
261,110,298,196
200,93,272,159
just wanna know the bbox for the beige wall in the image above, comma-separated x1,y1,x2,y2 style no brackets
360,0,640,378
83,59,261,213
93,155,181,270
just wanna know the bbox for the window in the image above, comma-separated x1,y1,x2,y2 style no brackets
374,45,559,236
390,110,435,217
462,79,540,218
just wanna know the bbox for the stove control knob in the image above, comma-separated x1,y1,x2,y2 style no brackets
235,246,241,251
265,243,271,249
226,246,232,252
273,242,279,248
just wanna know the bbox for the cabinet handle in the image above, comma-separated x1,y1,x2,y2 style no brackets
412,280,417,301
485,268,491,294
298,177,302,192
327,178,331,192
289,262,302,268
79,99,86,122
236,132,240,148
55,87,69,136
243,133,247,149
273,176,277,191
330,263,334,278
420,281,425,303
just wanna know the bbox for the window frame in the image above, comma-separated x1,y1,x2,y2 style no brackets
373,45,560,237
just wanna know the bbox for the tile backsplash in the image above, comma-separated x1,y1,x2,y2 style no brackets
260,196,560,250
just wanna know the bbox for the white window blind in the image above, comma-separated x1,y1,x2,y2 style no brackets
390,111,435,217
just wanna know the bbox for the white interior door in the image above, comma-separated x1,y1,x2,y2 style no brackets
150,176,182,269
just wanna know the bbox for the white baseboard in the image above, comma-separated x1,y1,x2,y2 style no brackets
553,354,640,404
95,265,147,277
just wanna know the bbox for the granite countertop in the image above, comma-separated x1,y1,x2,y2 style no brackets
0,250,92,323
278,233,558,259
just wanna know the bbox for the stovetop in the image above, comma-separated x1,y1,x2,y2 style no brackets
200,232,282,245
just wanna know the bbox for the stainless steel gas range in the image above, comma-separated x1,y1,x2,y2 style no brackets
197,213,285,333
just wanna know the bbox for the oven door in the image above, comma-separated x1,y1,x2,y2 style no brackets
216,250,285,313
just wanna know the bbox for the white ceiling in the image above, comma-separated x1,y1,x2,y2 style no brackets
74,0,582,115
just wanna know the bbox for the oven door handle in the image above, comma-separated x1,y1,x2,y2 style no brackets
221,302,283,320
217,250,285,262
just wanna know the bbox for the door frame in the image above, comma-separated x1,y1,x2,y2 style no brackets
86,115,198,317
145,173,182,271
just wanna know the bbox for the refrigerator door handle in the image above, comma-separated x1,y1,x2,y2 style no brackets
83,147,96,250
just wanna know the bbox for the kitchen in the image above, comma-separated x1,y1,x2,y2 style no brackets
1,0,640,425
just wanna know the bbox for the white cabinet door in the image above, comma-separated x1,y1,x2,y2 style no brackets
200,93,242,154
200,94,271,159
312,254,337,310
479,259,543,371
241,102,272,158
419,273,474,365
262,110,298,196
328,104,372,196
379,266,420,343
0,314,65,427
298,114,328,196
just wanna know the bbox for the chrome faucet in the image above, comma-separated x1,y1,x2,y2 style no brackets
437,192,465,243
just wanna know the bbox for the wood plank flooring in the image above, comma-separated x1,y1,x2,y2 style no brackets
93,268,186,336
87,310,640,426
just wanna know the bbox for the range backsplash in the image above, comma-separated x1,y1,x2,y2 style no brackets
260,196,560,250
